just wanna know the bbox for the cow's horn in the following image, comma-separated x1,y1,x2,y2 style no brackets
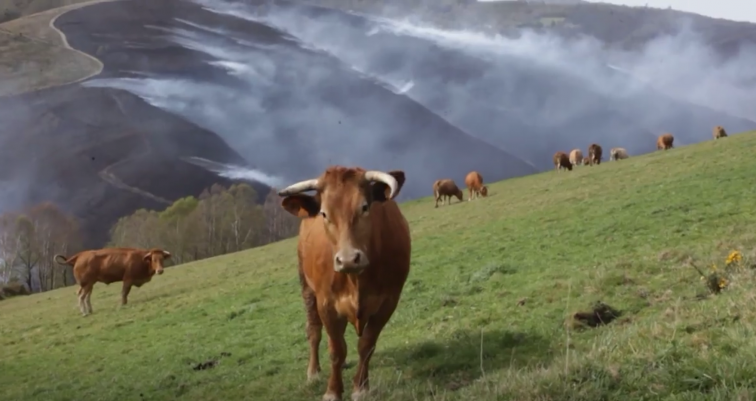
365,171,398,199
278,179,319,196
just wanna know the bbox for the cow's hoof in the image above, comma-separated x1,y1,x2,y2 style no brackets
322,392,341,401
351,389,368,401
307,371,320,383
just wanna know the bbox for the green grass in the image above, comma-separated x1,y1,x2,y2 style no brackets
4,132,756,400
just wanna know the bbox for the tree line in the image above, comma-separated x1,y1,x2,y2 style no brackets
0,183,299,294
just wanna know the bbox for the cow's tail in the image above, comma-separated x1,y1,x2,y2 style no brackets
54,254,74,266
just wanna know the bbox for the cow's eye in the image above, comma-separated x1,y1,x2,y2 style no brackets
320,211,327,220
361,203,369,214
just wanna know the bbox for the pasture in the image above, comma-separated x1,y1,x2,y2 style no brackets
3,131,756,400
0,1,105,96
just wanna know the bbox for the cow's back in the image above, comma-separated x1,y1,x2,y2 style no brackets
464,172,482,189
72,249,145,285
569,149,582,164
436,179,459,195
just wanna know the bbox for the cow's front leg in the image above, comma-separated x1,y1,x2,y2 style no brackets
321,312,348,401
352,301,397,400
302,286,322,382
120,281,132,307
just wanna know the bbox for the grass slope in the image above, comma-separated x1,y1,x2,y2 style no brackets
0,0,105,96
3,132,756,400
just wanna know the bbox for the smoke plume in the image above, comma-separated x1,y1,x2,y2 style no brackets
83,0,756,191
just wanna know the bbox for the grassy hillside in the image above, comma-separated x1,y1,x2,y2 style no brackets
0,0,107,96
3,132,756,400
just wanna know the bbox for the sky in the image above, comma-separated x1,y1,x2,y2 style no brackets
582,0,756,23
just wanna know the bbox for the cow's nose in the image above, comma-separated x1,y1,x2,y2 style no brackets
157,269,164,275
334,250,367,273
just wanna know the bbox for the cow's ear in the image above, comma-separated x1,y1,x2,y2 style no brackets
281,194,320,218
143,253,152,262
371,170,406,202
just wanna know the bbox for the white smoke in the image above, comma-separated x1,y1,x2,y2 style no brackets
82,0,756,187
182,156,286,188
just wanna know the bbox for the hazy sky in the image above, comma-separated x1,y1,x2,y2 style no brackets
582,0,756,23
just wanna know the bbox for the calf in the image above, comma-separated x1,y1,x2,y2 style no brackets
54,247,171,316
553,151,573,172
464,171,488,201
433,179,463,208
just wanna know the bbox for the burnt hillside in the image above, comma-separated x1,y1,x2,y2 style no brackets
0,84,266,247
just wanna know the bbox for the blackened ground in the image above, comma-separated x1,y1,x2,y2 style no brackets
0,83,266,248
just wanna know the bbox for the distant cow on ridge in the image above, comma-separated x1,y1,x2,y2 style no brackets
569,149,583,166
464,171,488,201
277,166,411,401
54,247,171,316
433,178,463,208
553,151,573,172
657,133,674,150
610,147,629,161
713,126,727,140
588,143,602,165
582,156,591,166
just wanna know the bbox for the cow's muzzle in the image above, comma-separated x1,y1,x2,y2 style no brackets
334,249,368,274
156,269,164,275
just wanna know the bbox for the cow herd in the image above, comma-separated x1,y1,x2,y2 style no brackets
47,125,733,401
553,126,728,173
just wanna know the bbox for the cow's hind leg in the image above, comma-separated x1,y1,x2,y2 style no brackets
321,311,348,401
302,286,323,382
77,286,87,316
351,300,399,400
85,287,94,314
78,284,93,316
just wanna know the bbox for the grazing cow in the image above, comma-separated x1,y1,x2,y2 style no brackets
553,151,573,172
277,166,411,401
464,171,488,201
610,147,629,161
713,125,727,139
433,178,463,208
588,143,602,165
54,247,171,316
569,149,583,166
657,133,674,150
583,156,592,166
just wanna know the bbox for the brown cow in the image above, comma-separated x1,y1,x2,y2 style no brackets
609,147,629,161
588,143,602,165
569,149,583,166
553,151,573,171
657,133,674,150
464,171,488,201
278,166,411,401
582,156,591,166
54,247,171,316
433,178,463,208
713,125,727,139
